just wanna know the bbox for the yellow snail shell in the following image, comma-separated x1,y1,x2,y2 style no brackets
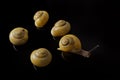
57,34,82,54
33,10,49,29
9,27,28,46
51,20,71,37
30,48,52,67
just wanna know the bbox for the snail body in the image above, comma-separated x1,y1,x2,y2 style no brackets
57,34,82,54
51,20,71,37
30,48,52,67
33,10,49,29
9,27,28,46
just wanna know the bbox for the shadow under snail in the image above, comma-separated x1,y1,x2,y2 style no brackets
30,48,52,68
9,27,28,47
51,20,71,37
33,10,49,29
57,34,99,58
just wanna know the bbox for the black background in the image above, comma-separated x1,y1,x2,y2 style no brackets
0,0,116,79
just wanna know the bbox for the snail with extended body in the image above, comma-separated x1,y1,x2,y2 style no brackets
9,27,28,51
51,20,71,38
57,34,99,58
30,48,52,70
33,10,49,29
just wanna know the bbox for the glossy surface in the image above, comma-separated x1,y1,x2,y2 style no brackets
33,10,49,28
51,20,71,37
57,34,82,53
9,27,28,46
30,48,52,67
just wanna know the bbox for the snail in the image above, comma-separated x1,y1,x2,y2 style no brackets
33,10,49,29
57,34,81,53
51,20,71,37
30,48,52,68
57,34,99,58
9,27,28,46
